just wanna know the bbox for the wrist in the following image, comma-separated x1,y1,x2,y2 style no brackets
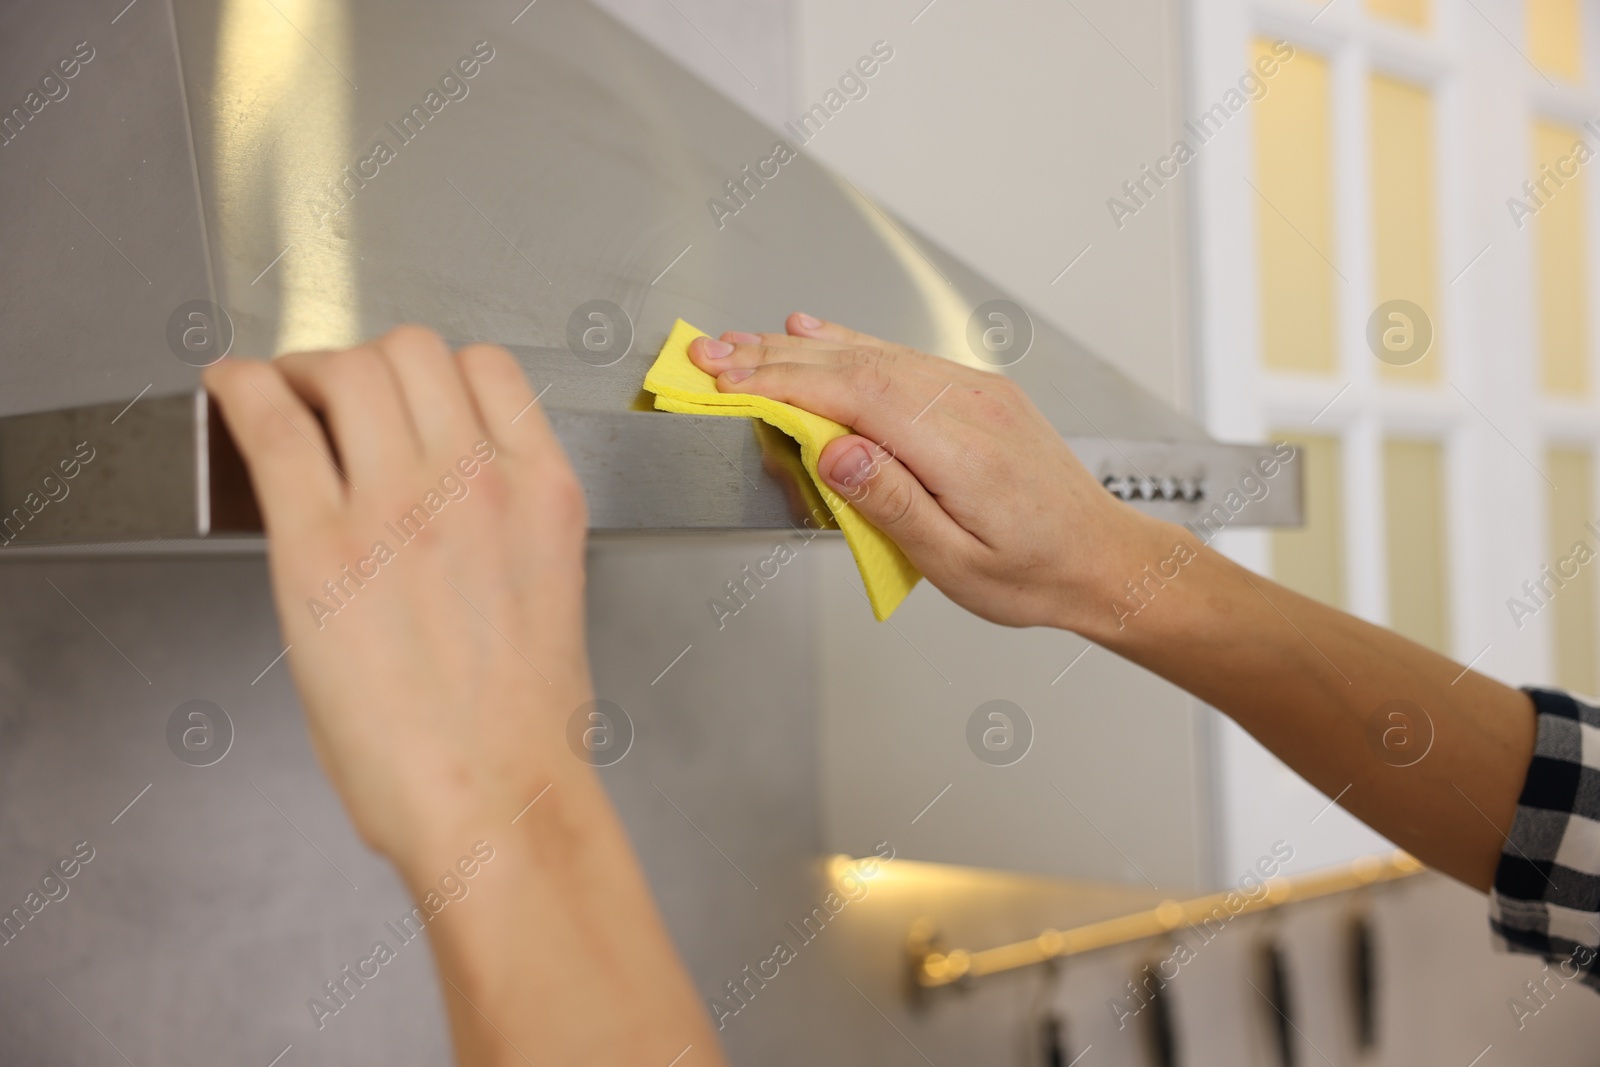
385,755,608,894
1057,507,1198,644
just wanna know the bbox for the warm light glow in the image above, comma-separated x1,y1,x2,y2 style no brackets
213,0,359,352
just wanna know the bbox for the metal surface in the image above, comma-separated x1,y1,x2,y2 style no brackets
0,390,1300,547
0,0,1297,546
0,546,839,1066
0,390,819,545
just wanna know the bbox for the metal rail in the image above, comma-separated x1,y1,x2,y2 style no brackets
909,850,1424,989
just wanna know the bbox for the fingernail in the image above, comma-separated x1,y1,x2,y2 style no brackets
724,331,761,345
722,368,754,383
827,444,872,488
796,313,822,331
698,338,734,359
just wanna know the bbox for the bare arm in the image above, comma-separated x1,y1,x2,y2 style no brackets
690,314,1537,892
206,329,726,1067
1082,520,1533,890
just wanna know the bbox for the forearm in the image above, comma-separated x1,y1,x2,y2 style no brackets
396,765,726,1067
1076,512,1536,892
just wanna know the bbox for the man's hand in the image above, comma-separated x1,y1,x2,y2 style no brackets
206,328,726,1067
205,326,591,874
688,313,1151,630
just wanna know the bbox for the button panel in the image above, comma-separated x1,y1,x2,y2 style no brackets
1100,474,1206,503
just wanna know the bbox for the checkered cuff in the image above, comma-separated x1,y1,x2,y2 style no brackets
1490,688,1600,988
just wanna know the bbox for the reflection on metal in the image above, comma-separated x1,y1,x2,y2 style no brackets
213,0,357,351
831,175,980,370
909,851,1423,990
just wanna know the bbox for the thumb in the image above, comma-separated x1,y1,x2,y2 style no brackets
819,435,958,561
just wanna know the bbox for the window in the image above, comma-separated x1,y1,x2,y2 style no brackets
1384,439,1450,652
1366,0,1431,30
1196,0,1600,869
1547,448,1598,695
1270,432,1347,608
1370,75,1440,384
1528,0,1584,82
1253,39,1337,374
1533,121,1590,396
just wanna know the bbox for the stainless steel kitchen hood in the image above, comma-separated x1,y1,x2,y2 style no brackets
0,0,1299,547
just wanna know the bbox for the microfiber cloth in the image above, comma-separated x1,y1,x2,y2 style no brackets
643,318,921,621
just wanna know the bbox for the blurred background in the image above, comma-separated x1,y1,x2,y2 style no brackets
4,0,1600,1064
599,0,1600,1059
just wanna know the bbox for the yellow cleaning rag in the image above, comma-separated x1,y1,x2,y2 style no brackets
643,319,921,621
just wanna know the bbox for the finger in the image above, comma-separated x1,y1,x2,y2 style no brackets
787,312,899,350
719,331,858,351
274,345,421,489
454,343,555,459
712,351,937,430
782,314,969,372
373,325,485,457
696,332,990,407
818,434,970,563
202,358,343,535
689,334,854,375
456,344,588,533
717,358,976,492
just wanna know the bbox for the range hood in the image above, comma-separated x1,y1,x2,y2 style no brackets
0,0,1299,547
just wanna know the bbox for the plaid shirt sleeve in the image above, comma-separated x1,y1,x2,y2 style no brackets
1489,687,1600,988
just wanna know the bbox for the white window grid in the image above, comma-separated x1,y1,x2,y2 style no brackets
1190,0,1600,691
